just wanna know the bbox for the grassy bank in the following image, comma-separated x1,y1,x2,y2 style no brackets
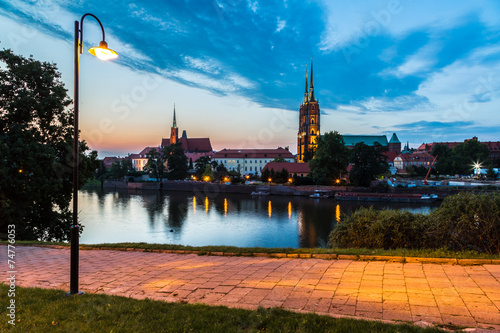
0,285,447,332
4,240,499,260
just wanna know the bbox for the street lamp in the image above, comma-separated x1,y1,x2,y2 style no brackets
70,13,118,295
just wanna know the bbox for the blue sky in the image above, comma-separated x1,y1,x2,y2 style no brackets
1,0,499,157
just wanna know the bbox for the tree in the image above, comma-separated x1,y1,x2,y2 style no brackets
201,164,214,182
273,156,287,163
188,158,194,170
261,168,271,182
349,142,389,187
0,50,99,241
486,166,498,180
431,144,454,176
213,162,229,181
108,159,132,179
144,149,166,181
163,143,188,180
195,156,211,177
452,139,491,175
308,131,350,181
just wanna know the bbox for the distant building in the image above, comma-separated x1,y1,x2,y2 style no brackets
297,61,320,163
213,148,294,175
130,105,214,171
394,151,435,170
103,156,126,169
130,147,160,171
417,137,500,163
263,162,310,178
342,133,401,166
160,105,213,159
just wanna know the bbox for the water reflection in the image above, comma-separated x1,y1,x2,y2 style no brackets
79,188,439,248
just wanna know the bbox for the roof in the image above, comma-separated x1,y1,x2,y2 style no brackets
383,151,399,163
130,147,160,159
342,135,388,147
214,148,294,159
263,162,310,174
389,133,401,144
395,151,435,162
161,137,213,152
417,137,500,152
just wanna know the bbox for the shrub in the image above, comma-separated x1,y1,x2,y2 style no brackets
430,192,500,255
328,207,428,250
328,192,500,254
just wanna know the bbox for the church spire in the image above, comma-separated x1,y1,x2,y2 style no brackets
173,104,177,128
304,65,308,103
309,59,315,102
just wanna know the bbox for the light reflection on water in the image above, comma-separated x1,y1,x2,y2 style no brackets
79,188,439,248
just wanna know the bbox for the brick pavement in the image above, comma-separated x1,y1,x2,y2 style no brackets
2,246,500,330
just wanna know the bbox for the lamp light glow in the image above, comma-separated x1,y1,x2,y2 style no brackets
89,41,118,60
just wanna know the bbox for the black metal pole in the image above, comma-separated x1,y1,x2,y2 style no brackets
70,19,80,295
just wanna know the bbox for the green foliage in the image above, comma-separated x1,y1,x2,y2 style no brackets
329,208,428,250
406,165,427,177
213,161,229,181
108,160,133,179
261,167,271,182
194,156,211,177
430,192,500,254
349,142,389,187
0,50,99,241
201,164,214,182
486,166,498,180
309,131,350,180
163,143,188,180
432,140,491,176
329,192,500,254
143,149,165,181
272,156,287,162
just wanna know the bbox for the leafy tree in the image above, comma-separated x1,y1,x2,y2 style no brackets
144,149,165,181
452,139,491,175
349,142,389,187
261,168,271,182
431,144,454,175
188,158,194,170
213,162,229,181
108,159,132,179
0,50,99,241
201,164,214,182
273,156,287,163
195,156,211,177
309,131,350,181
163,143,188,180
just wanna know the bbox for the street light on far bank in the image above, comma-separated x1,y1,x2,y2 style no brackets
70,13,118,296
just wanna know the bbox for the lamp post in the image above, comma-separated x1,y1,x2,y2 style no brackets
70,13,118,295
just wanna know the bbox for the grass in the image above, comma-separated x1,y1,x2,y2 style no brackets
0,285,448,333
4,241,500,260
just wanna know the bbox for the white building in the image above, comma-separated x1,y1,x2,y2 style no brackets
213,148,294,175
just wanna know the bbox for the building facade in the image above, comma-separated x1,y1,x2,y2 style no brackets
393,151,435,170
417,137,500,164
297,62,320,163
213,148,294,175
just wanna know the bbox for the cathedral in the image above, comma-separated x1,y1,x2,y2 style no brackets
297,61,320,163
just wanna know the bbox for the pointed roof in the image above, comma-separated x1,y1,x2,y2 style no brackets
172,104,177,128
309,59,315,102
304,66,308,103
389,133,400,144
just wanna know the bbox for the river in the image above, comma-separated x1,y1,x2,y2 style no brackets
78,188,439,248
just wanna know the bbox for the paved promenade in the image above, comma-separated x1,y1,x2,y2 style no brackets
3,246,500,330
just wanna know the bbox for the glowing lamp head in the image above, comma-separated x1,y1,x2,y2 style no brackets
89,41,118,60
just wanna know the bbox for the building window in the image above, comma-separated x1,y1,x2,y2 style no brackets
311,118,315,124
245,167,247,171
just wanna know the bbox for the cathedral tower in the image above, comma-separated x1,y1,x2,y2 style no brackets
170,104,179,144
297,61,320,163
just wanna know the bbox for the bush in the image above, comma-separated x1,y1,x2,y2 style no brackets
430,192,500,254
328,192,500,254
328,207,428,250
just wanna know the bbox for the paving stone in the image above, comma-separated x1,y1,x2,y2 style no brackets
6,245,500,331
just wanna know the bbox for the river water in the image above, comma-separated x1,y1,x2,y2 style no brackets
79,188,439,248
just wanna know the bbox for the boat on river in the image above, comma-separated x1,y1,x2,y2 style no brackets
309,190,330,199
250,191,269,196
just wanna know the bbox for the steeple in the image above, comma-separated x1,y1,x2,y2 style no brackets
173,104,177,128
304,65,308,103
309,59,315,102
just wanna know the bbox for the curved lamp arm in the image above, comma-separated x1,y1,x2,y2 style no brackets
78,13,106,54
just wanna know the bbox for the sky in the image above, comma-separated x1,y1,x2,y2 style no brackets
1,0,499,157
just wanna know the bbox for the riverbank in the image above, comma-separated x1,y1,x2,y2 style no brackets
100,179,497,199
